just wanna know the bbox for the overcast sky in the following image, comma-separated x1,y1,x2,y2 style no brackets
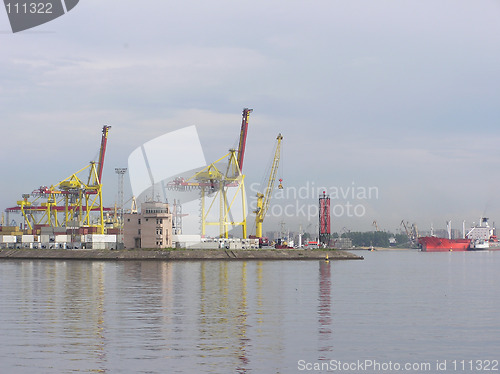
1,0,500,235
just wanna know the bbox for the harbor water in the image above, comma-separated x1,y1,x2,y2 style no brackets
0,250,499,373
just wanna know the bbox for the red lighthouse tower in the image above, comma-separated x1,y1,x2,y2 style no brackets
319,191,331,247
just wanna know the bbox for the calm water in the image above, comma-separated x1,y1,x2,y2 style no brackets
0,250,499,373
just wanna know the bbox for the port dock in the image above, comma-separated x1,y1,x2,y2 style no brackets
0,249,363,261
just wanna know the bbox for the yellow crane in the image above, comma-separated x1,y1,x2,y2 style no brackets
254,133,283,238
7,126,111,234
167,109,251,238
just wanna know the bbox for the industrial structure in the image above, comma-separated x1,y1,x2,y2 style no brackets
114,167,127,249
6,125,111,233
319,191,331,246
401,220,419,245
1,126,117,249
123,201,173,249
167,108,252,239
1,108,294,250
253,134,283,239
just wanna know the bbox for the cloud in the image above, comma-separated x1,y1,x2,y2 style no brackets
1,0,500,233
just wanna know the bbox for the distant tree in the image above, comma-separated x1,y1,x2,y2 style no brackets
395,233,409,245
341,231,399,247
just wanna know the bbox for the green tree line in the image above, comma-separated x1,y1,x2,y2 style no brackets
340,231,408,247
302,231,409,247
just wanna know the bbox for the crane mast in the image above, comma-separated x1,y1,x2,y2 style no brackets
236,108,253,172
254,133,283,238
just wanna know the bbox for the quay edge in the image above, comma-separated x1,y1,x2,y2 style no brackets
0,249,363,261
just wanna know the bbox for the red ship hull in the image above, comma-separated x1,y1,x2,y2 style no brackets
418,236,471,252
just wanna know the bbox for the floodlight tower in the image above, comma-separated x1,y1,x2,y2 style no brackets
115,167,127,215
115,167,127,227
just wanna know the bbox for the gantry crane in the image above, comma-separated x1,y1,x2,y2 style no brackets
6,126,111,234
254,133,283,238
167,109,252,238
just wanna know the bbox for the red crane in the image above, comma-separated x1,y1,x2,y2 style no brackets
236,108,253,172
97,125,111,183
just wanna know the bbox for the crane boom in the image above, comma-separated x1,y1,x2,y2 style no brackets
97,125,111,183
236,108,252,172
254,133,283,238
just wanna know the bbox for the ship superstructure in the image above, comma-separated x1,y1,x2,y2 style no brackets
466,217,499,250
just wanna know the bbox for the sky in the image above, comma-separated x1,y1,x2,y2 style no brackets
1,0,500,236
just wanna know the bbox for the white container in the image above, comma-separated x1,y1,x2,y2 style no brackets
22,235,35,243
1,235,16,243
87,234,117,243
55,235,70,243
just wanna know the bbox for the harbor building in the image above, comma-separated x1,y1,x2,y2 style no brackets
123,201,173,249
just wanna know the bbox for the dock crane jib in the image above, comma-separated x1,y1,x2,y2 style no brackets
97,125,111,184
254,133,283,238
237,108,253,173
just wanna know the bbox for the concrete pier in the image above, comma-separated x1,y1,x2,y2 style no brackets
0,249,363,261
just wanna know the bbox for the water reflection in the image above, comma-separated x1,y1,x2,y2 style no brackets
318,261,333,356
15,261,109,372
2,252,499,373
197,262,251,373
4,260,332,373
235,262,250,373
